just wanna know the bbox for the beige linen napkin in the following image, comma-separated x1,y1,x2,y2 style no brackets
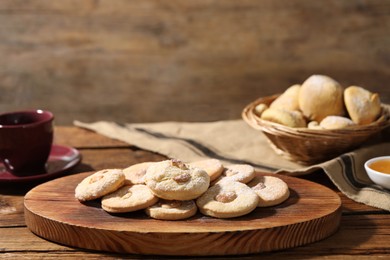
74,120,390,211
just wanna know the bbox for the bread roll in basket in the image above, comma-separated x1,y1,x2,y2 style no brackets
242,94,390,165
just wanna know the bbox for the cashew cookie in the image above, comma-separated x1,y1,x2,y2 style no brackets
189,158,224,182
75,169,125,201
215,164,256,184
145,199,197,220
101,184,158,213
196,181,259,218
145,159,210,200
123,161,156,185
247,175,290,207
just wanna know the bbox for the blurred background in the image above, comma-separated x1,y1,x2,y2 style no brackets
0,0,389,125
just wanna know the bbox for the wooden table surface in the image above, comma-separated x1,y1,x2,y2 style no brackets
1,126,389,259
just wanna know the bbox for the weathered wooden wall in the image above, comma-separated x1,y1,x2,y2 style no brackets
0,0,389,125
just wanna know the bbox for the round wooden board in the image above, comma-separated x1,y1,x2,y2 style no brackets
24,171,341,256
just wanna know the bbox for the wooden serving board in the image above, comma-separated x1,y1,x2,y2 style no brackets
24,171,341,256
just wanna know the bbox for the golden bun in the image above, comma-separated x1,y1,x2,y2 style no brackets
260,108,306,128
344,86,381,125
319,116,355,129
270,84,301,111
299,75,345,122
254,103,268,117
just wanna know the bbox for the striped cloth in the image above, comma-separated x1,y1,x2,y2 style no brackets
74,120,390,211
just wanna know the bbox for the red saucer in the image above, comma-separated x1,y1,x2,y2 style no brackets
0,144,81,183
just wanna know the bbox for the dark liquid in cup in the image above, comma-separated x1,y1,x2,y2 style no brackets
0,113,46,126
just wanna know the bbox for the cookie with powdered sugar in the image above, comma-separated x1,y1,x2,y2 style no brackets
189,158,224,182
75,169,125,201
196,181,259,218
101,184,158,213
145,159,210,201
123,161,156,185
247,175,290,207
214,164,256,184
145,199,197,220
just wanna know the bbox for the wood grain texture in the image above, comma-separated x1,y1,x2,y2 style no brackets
24,171,341,256
53,126,130,149
0,195,24,227
2,215,389,258
0,0,388,124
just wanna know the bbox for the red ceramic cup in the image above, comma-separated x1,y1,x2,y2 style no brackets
0,109,54,176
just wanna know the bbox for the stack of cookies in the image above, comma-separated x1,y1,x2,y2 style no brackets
75,159,290,220
255,75,383,129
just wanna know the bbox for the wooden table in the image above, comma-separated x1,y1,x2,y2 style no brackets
1,126,389,259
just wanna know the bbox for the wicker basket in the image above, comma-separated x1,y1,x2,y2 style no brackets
242,94,390,165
